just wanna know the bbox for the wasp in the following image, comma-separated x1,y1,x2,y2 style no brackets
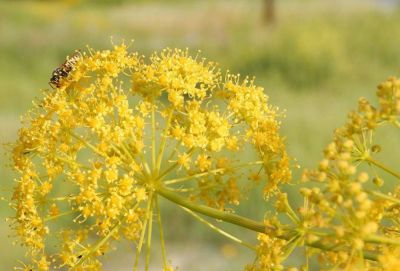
49,50,81,89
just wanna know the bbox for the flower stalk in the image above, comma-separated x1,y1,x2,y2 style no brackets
156,185,380,261
364,156,400,180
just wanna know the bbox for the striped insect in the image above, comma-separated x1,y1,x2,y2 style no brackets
49,51,81,89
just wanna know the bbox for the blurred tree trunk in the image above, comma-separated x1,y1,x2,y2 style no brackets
264,0,275,24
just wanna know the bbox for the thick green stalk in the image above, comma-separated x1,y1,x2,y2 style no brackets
156,185,266,233
156,185,380,262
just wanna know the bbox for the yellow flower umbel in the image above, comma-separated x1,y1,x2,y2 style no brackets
9,44,290,270
247,77,400,270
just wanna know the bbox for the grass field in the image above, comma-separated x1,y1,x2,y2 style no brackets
1,0,400,269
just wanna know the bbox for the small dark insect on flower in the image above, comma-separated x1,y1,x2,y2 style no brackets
49,50,81,89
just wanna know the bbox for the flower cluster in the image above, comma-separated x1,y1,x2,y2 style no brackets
9,44,290,270
12,43,398,271
248,77,400,270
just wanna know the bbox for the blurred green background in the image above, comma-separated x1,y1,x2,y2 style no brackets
1,0,400,270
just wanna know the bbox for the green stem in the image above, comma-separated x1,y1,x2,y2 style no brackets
155,196,168,270
75,223,120,267
157,148,194,181
283,196,300,224
365,234,400,246
156,185,380,262
164,160,264,185
54,155,90,170
69,131,105,156
151,105,156,170
133,192,152,271
281,234,302,260
181,206,256,250
145,195,154,271
365,156,400,180
43,210,79,222
164,168,226,185
156,110,173,174
156,185,266,233
366,190,400,205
